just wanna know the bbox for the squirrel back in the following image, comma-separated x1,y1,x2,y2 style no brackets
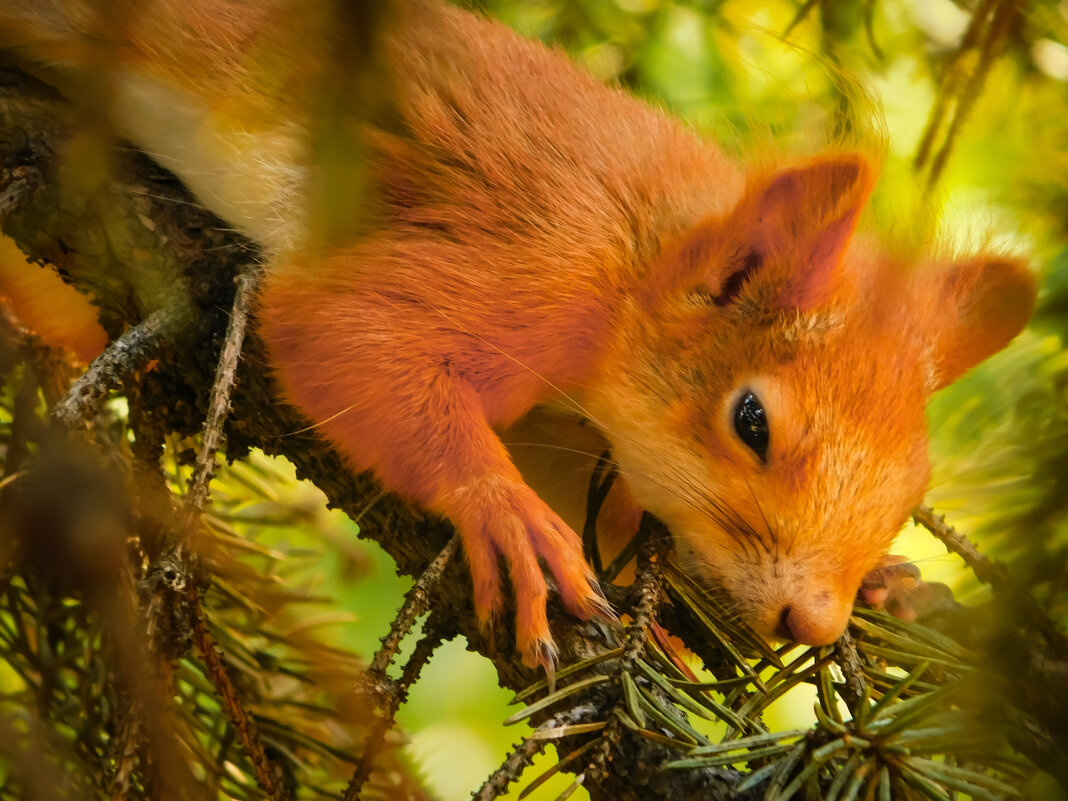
0,0,740,258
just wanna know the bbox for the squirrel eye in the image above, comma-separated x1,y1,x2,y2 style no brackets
733,392,769,463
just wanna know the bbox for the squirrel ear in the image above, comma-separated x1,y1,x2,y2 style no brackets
753,154,874,310
923,256,1035,389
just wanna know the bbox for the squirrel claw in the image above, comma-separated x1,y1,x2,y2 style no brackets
543,652,557,695
522,637,559,693
448,474,607,667
584,578,618,623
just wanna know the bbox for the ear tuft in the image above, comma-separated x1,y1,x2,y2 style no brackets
759,155,871,226
752,154,875,311
925,256,1036,389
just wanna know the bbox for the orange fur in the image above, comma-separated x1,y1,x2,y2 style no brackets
0,0,1035,664
0,235,107,362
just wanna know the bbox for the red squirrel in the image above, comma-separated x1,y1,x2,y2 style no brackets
0,0,1035,668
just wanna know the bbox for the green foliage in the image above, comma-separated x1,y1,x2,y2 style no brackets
500,547,1039,799
0,406,419,799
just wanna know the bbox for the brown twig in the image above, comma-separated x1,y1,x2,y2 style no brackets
474,706,596,801
584,518,669,786
343,538,459,801
188,588,290,801
913,0,1017,187
107,704,141,801
179,266,259,534
914,505,1068,788
913,0,997,171
924,0,1016,186
831,629,868,710
913,505,1013,591
136,268,261,797
98,564,200,801
370,535,460,676
345,622,447,801
782,0,819,39
127,399,175,561
913,504,1068,644
477,739,548,801
50,305,185,429
620,521,668,667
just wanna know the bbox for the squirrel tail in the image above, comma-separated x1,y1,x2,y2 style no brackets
0,1,102,72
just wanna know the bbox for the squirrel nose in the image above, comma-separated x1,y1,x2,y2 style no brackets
775,592,852,646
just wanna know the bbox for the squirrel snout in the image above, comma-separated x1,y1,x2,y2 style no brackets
771,590,853,646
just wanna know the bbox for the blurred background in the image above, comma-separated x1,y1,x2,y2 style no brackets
1,0,1065,799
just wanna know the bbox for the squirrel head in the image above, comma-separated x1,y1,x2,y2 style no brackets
594,154,1035,645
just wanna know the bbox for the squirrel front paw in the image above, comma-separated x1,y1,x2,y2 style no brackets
859,554,953,622
441,475,613,669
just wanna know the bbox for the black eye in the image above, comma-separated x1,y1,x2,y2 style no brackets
734,392,769,463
